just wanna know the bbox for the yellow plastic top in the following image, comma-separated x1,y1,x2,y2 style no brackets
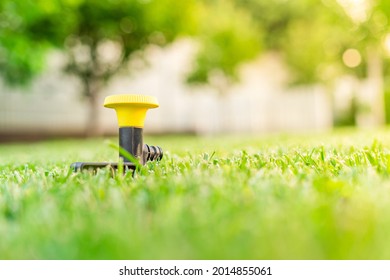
104,94,159,128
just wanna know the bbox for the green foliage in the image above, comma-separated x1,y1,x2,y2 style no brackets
188,0,351,85
281,2,353,84
187,0,262,84
2,131,390,258
2,0,390,90
188,0,390,85
0,0,196,87
0,1,52,84
0,0,199,134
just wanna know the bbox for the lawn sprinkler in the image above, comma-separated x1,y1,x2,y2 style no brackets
71,94,163,173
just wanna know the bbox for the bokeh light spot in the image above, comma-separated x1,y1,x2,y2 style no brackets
342,48,361,68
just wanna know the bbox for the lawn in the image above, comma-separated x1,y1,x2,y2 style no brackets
1,129,390,259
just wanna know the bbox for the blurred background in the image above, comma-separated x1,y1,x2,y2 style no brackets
1,0,390,141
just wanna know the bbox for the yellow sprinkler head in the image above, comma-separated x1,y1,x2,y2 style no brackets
104,94,162,165
71,94,163,173
104,94,159,128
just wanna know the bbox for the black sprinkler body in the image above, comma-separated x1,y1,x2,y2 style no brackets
71,94,162,173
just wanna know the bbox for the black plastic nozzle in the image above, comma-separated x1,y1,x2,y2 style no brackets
143,144,163,162
119,127,163,164
71,126,162,173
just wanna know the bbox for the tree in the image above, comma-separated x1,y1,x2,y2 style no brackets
187,0,262,93
189,0,390,125
0,1,51,85
337,0,390,125
189,0,353,85
0,0,196,135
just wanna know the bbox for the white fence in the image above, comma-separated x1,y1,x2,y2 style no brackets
0,39,333,137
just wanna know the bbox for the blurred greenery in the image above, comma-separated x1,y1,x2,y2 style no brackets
2,0,390,85
0,0,197,134
188,0,351,85
188,0,390,126
1,0,390,127
0,0,197,83
186,0,262,86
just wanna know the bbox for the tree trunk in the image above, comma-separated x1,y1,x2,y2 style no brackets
83,79,102,137
86,93,100,137
366,46,385,126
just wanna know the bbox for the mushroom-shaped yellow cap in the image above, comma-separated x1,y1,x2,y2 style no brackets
104,94,159,128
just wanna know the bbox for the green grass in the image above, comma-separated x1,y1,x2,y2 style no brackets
2,129,390,259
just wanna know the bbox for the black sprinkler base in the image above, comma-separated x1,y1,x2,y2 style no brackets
70,162,137,173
